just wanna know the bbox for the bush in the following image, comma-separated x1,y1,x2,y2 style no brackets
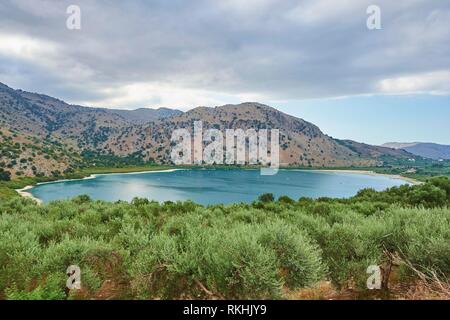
258,221,325,288
5,273,66,300
408,184,447,208
258,193,274,203
131,224,282,299
352,177,450,208
428,176,450,201
72,194,91,204
0,169,11,181
383,207,450,276
278,196,295,205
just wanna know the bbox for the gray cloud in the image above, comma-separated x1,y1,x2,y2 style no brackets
0,0,449,108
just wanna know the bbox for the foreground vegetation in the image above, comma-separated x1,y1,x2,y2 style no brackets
0,177,448,300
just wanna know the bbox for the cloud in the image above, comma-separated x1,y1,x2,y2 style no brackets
0,33,57,61
0,33,94,81
285,0,365,25
0,0,449,108
378,71,450,95
78,82,240,109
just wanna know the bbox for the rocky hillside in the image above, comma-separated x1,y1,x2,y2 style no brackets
109,103,382,167
0,82,414,178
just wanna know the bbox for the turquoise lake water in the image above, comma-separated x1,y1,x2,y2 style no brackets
28,169,410,205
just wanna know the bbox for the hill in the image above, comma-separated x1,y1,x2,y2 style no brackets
126,103,413,166
383,142,450,160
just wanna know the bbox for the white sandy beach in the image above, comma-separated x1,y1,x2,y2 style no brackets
305,169,421,185
16,185,43,204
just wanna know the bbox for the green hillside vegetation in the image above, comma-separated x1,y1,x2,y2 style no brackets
0,177,449,300
371,157,450,181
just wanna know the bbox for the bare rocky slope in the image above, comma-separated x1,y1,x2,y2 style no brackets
0,82,413,178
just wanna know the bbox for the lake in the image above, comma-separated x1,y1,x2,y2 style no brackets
28,169,410,205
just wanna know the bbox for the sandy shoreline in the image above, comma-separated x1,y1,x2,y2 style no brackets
16,185,43,204
15,167,420,204
15,168,184,204
33,168,183,187
305,169,421,185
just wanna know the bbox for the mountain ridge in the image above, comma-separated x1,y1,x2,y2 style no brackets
382,142,450,160
0,82,414,178
106,107,183,124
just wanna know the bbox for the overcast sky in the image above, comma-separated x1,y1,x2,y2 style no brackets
0,0,449,144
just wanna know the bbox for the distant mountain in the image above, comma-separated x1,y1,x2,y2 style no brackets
0,82,414,178
108,107,183,124
338,140,413,159
382,142,450,160
382,142,421,150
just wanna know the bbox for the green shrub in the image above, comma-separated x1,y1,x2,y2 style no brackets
0,169,11,181
258,221,325,288
278,196,295,205
320,221,382,289
0,178,449,299
72,194,91,204
384,207,450,276
408,184,446,208
258,193,274,203
5,273,66,300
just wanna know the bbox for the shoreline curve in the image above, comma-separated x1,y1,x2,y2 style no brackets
16,168,419,204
